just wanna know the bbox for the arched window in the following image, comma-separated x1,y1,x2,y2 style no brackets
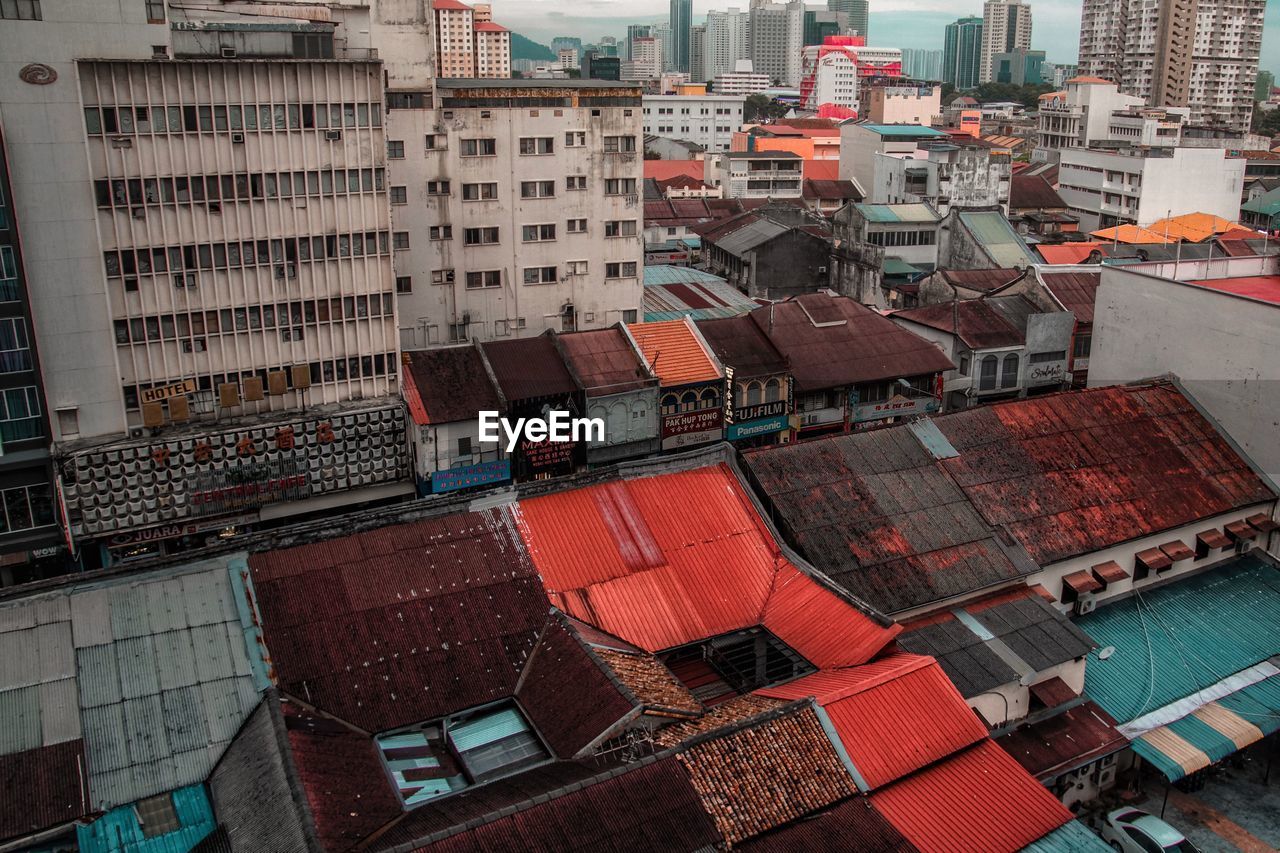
979,355,998,391
699,387,718,408
764,378,781,402
1001,354,1019,389
744,380,763,405
660,393,679,415
680,390,698,412
605,401,627,442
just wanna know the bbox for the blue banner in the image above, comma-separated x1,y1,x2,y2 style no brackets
431,459,511,494
726,416,788,441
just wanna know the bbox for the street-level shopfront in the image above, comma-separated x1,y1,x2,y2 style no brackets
722,367,792,448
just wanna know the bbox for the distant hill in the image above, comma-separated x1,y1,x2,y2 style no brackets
511,32,555,62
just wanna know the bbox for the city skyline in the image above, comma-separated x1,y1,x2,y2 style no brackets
481,0,1280,73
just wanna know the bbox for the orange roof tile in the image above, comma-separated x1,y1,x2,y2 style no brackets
628,320,722,386
1036,242,1105,264
644,160,705,182
1089,224,1176,244
803,159,841,181
1145,212,1241,243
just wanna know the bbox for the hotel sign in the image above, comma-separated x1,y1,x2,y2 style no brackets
140,378,198,405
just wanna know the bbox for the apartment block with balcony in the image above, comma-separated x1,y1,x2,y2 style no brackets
433,0,511,79
1034,77,1145,160
393,80,645,350
704,151,804,199
873,142,1011,216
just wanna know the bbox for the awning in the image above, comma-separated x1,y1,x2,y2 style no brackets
1135,547,1172,574
1247,512,1280,533
1131,672,1280,783
1030,676,1077,710
1062,570,1101,597
1225,520,1257,542
1196,528,1231,550
1091,560,1127,587
1158,540,1195,562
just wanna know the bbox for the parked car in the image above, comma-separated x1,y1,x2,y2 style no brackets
1101,808,1200,853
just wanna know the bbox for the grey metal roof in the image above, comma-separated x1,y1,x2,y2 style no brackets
957,211,1038,267
0,557,267,810
713,218,790,257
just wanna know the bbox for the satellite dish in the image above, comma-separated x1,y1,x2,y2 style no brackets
1019,671,1037,687
1097,646,1115,660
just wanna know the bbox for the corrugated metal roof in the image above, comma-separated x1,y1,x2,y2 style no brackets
1039,271,1101,324
0,562,261,812
0,739,89,843
854,203,941,224
402,347,502,425
860,124,949,138
712,218,790,257
1019,820,1112,853
696,315,789,379
893,299,1027,350
481,335,578,402
997,701,1127,781
557,328,655,394
934,382,1277,566
1079,555,1280,724
870,740,1072,853
642,269,758,323
957,211,1039,267
628,320,723,386
759,653,987,790
514,463,897,659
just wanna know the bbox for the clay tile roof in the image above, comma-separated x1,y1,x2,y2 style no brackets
627,320,722,386
677,703,859,846
557,328,654,394
402,346,501,424
594,648,702,716
473,21,507,32
654,694,788,747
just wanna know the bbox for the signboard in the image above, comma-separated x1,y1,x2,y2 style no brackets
733,399,788,424
661,408,724,450
726,415,789,441
1027,361,1067,385
850,394,940,423
520,438,576,473
190,459,311,515
140,378,198,405
431,459,511,494
106,513,259,548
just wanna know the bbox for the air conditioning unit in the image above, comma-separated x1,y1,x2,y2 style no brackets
1074,593,1097,616
230,132,245,144
220,46,238,58
325,130,342,142
1096,764,1118,789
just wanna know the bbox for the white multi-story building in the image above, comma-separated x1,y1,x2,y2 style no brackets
874,143,1012,216
1077,0,1265,131
979,0,1033,84
704,151,804,199
433,0,511,79
627,37,663,80
704,8,753,82
394,79,644,349
750,0,806,86
0,1,423,564
558,48,579,69
1035,77,1146,159
712,61,772,95
1056,146,1246,231
800,40,903,116
642,94,745,152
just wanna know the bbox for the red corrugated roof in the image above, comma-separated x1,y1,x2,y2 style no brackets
1039,271,1101,324
1189,275,1280,305
1036,243,1105,265
643,160,705,182
761,561,900,669
514,464,897,659
803,159,841,181
871,740,1072,852
628,320,722,386
759,653,987,790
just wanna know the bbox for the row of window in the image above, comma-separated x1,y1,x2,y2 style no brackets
0,0,41,20
0,319,32,376
103,231,392,278
123,352,397,411
0,387,43,444
648,107,737,116
84,102,382,136
112,295,395,345
865,229,937,247
415,219,637,247
660,388,719,415
408,134,637,156
94,168,386,210
397,177,635,201
0,483,55,535
0,247,19,303
651,125,734,135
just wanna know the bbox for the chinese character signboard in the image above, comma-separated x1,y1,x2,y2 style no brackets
190,459,312,515
850,394,940,423
661,408,724,450
431,459,512,494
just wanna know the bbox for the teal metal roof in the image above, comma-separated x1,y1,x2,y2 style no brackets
957,211,1038,267
882,258,924,276
77,783,216,853
642,266,757,322
860,124,949,138
1019,820,1110,853
642,265,725,287
854,203,940,224
1079,555,1280,724
1241,187,1280,218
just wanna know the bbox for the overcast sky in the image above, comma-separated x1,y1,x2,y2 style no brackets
484,0,1280,73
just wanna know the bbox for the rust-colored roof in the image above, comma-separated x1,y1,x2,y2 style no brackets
643,159,705,182
758,653,987,790
933,381,1277,566
594,648,702,716
1092,560,1128,585
557,328,654,395
870,740,1072,852
1036,242,1106,265
1010,175,1065,211
514,463,899,656
939,267,1025,292
0,740,90,843
803,159,841,181
997,701,1127,782
804,179,861,201
432,0,472,9
627,320,722,386
749,292,954,391
481,334,578,401
677,703,859,846
1039,271,1101,323
250,509,548,733
1159,539,1195,562
696,314,789,379
402,347,501,425
736,796,917,852
893,299,1027,350
473,21,507,31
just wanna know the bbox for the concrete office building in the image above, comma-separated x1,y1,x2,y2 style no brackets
713,61,772,95
943,17,984,90
643,93,745,152
670,0,693,73
980,0,1033,84
902,48,945,81
828,0,870,39
750,0,806,86
624,24,652,61
0,1,418,566
704,8,753,82
627,37,663,80
1077,0,1265,130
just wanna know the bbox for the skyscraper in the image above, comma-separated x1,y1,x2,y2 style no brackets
979,0,1032,84
624,24,652,61
1078,0,1265,130
704,8,753,82
690,25,708,82
670,0,693,73
901,48,945,81
750,1,807,86
828,0,870,39
653,22,676,73
943,17,984,90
